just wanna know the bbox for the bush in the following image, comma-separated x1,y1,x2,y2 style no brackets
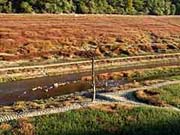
20,1,33,13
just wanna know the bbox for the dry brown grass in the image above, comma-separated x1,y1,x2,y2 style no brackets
0,123,12,131
135,90,167,106
12,118,35,135
81,71,132,81
0,15,180,61
89,103,134,113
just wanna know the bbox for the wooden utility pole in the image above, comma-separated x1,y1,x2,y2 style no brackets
83,44,97,102
92,56,96,102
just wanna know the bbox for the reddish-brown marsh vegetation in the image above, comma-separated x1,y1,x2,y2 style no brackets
0,15,180,61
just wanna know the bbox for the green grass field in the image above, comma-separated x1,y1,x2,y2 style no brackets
150,83,180,108
1,104,180,135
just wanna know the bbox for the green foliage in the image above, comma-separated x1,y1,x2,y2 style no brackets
152,83,180,108
0,0,12,13
20,1,33,13
3,106,180,135
171,4,177,14
0,0,179,14
107,0,126,14
146,0,172,15
172,0,180,14
133,0,146,14
126,0,136,14
129,67,180,81
176,2,180,14
0,0,7,4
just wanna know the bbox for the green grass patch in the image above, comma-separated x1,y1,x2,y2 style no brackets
1,104,180,135
129,67,180,81
167,75,180,80
151,83,180,108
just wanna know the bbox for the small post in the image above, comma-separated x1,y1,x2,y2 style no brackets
92,56,96,102
83,44,97,102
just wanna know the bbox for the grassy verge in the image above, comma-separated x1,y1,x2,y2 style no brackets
128,67,180,81
167,75,180,80
135,83,180,108
151,83,180,108
0,104,180,135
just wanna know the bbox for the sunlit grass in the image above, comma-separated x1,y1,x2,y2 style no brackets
1,104,180,135
151,83,180,108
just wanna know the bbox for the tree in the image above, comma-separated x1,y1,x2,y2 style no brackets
0,0,179,14
107,0,126,14
60,0,75,13
127,0,133,11
133,0,145,14
74,0,89,13
87,1,96,13
6,1,12,13
164,0,172,15
146,0,172,15
175,2,180,14
172,0,180,14
126,0,136,14
0,0,12,13
45,3,57,13
171,4,176,15
20,1,33,13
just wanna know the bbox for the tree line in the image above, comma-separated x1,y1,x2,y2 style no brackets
0,0,180,15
